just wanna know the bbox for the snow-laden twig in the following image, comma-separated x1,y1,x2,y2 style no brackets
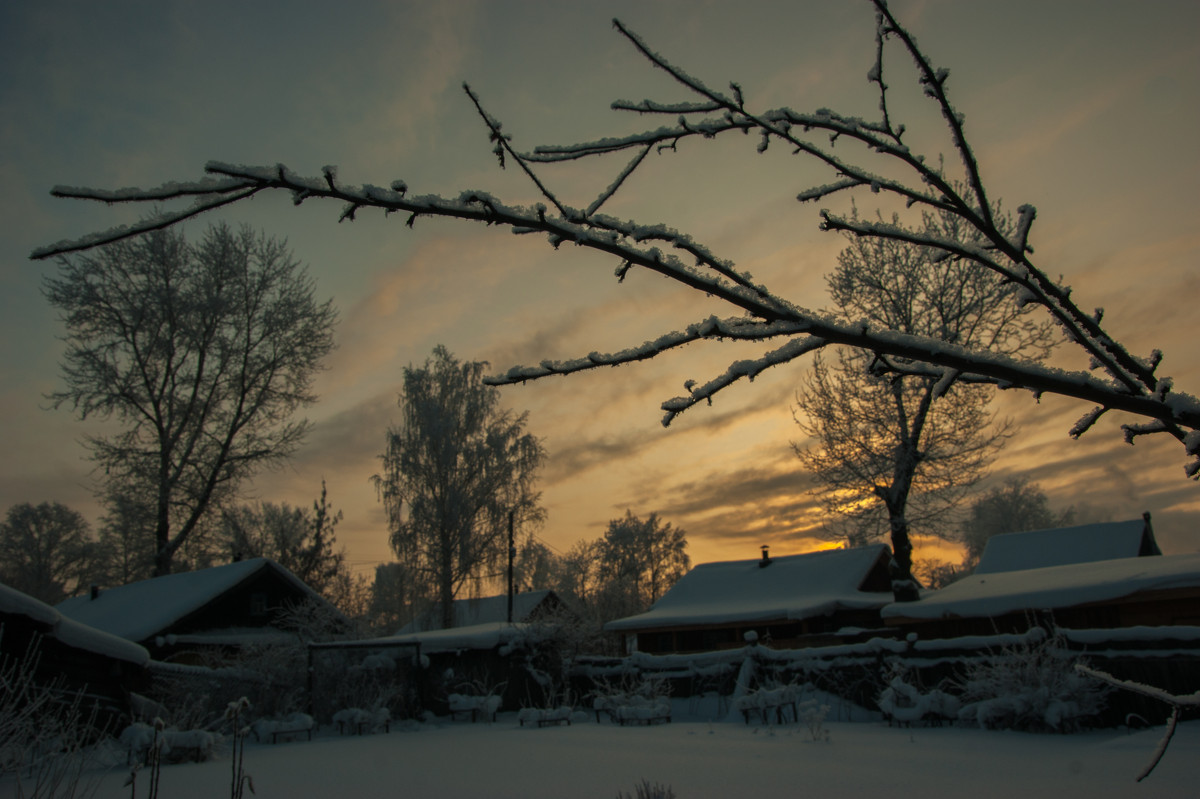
31,4,1200,475
1075,663,1199,782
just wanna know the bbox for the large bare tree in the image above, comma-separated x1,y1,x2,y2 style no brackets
33,1,1200,508
795,208,1056,596
43,224,338,575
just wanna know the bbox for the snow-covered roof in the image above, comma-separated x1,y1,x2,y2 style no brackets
0,580,149,666
377,621,530,654
882,553,1200,622
605,545,893,633
974,516,1158,575
396,589,558,634
56,558,326,643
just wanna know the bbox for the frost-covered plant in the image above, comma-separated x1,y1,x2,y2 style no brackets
956,629,1106,732
224,698,254,799
0,631,107,799
798,699,832,743
616,781,675,799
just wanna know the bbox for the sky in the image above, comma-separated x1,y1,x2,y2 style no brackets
2,0,1198,580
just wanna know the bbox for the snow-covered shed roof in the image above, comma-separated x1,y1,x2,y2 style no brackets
1,580,149,665
605,544,893,633
396,589,559,634
974,516,1159,575
56,558,327,643
378,621,530,654
881,553,1200,622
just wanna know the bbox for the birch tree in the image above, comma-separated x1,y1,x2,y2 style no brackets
33,1,1200,500
373,346,546,630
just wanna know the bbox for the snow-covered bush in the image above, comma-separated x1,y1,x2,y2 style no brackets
119,720,219,764
798,699,832,743
447,693,503,721
593,676,672,724
956,629,1107,732
733,682,804,723
252,712,316,742
876,670,960,728
516,706,573,727
332,707,389,734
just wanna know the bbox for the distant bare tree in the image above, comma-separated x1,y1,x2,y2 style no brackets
0,502,96,604
596,511,690,619
961,477,1076,570
221,480,348,598
35,1,1200,497
43,224,337,576
795,207,1056,597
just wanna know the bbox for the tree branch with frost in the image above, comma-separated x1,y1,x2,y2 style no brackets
1075,663,1200,782
31,3,1200,476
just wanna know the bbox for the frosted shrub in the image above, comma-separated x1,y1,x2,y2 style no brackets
957,629,1107,732
798,699,832,743
0,632,107,799
616,780,675,799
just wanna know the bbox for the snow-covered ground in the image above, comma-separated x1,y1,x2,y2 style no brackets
22,698,1195,799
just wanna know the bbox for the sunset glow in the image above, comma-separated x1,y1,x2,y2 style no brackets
2,0,1197,578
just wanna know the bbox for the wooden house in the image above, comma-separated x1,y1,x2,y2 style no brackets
882,515,1200,637
1,580,149,728
604,545,897,654
56,558,345,663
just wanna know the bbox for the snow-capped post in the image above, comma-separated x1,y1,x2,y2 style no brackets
31,1,1200,482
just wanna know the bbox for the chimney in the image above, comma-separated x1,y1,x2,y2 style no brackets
759,545,772,568
89,584,100,601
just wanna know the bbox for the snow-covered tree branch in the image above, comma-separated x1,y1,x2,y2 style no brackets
31,0,1200,477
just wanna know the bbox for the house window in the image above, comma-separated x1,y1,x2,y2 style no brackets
250,592,268,616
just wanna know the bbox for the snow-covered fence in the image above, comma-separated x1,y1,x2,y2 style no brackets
569,625,1200,729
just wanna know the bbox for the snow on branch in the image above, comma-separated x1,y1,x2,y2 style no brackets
660,335,827,426
31,3,1200,476
486,316,806,385
1075,664,1200,782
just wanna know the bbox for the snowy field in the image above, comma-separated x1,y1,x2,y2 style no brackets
26,701,1196,799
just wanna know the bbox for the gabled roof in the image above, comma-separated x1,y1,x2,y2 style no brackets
56,558,329,643
605,544,894,633
974,515,1159,575
882,552,1200,622
1,580,148,665
397,589,558,634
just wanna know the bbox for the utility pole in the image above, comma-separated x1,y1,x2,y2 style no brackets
507,509,516,624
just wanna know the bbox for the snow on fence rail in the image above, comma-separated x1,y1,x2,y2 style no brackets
570,626,1200,727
